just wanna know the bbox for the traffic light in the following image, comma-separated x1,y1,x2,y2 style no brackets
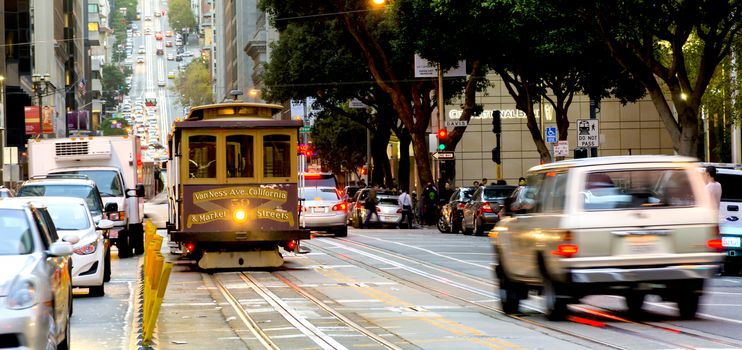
437,129,447,151
492,110,501,134
491,146,501,164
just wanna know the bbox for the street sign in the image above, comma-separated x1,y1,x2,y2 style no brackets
576,119,600,148
299,126,312,133
445,120,468,128
432,151,455,160
545,126,557,143
554,140,569,157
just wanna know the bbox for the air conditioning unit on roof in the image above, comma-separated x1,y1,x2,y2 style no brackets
55,139,112,160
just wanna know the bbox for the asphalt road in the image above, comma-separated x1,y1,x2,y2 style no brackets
64,226,741,350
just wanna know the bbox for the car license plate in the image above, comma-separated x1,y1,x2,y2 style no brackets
312,207,326,214
381,215,397,221
626,235,660,254
722,236,741,247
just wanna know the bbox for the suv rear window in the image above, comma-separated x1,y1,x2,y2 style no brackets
716,173,742,202
582,169,695,210
302,187,339,201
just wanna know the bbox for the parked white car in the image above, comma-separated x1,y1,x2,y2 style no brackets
28,197,114,296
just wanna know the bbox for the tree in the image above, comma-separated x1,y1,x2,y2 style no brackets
554,0,742,156
310,112,367,176
173,60,214,108
168,0,197,35
400,0,645,163
262,1,478,189
101,65,128,106
101,118,129,136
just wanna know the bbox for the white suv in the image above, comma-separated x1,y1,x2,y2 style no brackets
493,156,722,320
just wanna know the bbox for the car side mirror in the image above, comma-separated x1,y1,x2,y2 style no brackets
97,219,114,230
105,202,118,213
49,242,73,257
126,184,145,198
62,234,80,245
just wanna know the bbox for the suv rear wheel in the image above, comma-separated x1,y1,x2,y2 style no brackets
676,279,703,319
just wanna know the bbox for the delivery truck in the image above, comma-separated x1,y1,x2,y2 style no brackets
28,135,146,257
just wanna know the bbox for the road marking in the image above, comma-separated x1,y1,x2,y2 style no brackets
355,234,493,270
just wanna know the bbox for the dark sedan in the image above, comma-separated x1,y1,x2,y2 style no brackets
462,185,517,235
438,186,476,233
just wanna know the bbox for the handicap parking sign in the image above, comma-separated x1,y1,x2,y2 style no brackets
545,127,557,143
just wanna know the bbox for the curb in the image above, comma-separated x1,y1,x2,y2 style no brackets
130,257,157,349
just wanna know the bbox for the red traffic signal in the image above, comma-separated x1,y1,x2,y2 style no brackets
437,129,447,139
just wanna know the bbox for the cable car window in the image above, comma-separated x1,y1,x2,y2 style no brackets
188,135,217,178
226,135,254,178
263,134,291,178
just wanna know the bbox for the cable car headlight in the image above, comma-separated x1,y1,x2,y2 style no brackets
233,208,247,223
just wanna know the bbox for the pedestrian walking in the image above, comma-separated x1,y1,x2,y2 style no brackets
363,185,379,228
398,188,414,229
422,183,439,226
705,165,721,211
518,177,527,186
481,178,488,187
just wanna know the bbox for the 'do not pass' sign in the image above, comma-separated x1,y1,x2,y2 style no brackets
576,119,599,148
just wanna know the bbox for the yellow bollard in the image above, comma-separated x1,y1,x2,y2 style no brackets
142,262,172,346
144,254,164,333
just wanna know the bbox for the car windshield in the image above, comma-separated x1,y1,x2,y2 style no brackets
52,170,123,197
17,185,103,214
716,173,742,202
302,187,339,201
582,169,695,210
0,209,34,255
45,203,91,231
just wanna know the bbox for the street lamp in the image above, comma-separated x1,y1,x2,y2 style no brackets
31,73,53,137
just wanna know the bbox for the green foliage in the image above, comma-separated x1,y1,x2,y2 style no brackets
101,65,129,106
173,61,214,108
110,0,138,62
101,118,129,136
310,112,367,175
168,0,197,34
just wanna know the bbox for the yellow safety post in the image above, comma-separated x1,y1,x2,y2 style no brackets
142,262,172,346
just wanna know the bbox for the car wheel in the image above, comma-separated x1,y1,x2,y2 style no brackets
437,215,450,233
496,260,521,314
117,231,131,258
676,279,703,319
334,226,348,237
542,272,568,321
130,223,145,255
60,316,71,350
475,217,484,236
104,244,112,282
625,292,645,315
89,283,105,297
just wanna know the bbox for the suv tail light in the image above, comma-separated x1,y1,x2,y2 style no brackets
551,230,578,258
553,244,579,258
707,225,723,251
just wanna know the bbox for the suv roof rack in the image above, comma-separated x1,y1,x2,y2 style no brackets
30,174,90,180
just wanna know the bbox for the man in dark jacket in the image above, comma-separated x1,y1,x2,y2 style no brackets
422,183,438,226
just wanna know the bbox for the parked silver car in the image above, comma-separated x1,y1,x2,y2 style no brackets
0,198,75,349
299,187,348,236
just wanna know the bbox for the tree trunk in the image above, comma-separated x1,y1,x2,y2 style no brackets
397,129,412,191
411,130,434,188
370,127,392,187
678,106,700,157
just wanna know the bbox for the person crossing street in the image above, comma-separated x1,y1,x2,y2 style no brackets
398,188,414,229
